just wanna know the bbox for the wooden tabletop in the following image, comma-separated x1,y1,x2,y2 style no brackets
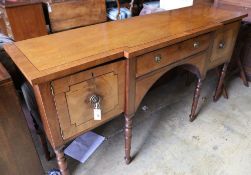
214,0,251,22
4,4,247,85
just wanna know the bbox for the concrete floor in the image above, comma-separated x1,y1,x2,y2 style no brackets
38,72,251,175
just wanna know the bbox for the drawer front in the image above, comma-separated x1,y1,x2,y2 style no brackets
210,21,240,63
136,33,211,77
49,0,107,32
52,61,125,139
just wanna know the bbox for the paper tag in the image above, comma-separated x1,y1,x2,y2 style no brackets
94,108,101,120
47,2,52,13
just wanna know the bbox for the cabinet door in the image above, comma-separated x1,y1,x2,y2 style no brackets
52,61,125,140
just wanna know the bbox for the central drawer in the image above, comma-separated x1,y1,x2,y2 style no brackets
136,33,211,77
52,60,125,140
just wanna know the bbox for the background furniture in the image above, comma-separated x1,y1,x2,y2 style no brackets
0,0,108,39
239,22,251,81
0,0,47,41
0,63,43,175
107,0,134,20
48,0,107,32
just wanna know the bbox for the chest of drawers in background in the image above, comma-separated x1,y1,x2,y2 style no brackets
47,0,107,32
0,1,47,41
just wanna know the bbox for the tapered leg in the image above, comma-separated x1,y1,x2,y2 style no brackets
215,67,228,99
214,63,229,102
124,115,133,164
237,57,249,87
55,146,69,175
189,78,203,122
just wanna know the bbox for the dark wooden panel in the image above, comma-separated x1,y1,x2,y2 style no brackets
0,15,7,35
49,0,107,32
6,3,47,41
0,63,43,175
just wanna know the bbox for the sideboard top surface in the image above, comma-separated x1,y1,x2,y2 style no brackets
4,4,247,85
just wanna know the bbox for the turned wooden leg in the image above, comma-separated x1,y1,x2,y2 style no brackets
214,62,229,102
215,67,228,99
125,115,133,165
55,146,69,175
189,78,202,122
237,57,249,87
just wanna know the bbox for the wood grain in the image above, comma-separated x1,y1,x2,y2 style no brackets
49,0,107,32
209,21,240,68
52,60,125,139
4,5,247,85
136,33,210,77
214,0,251,22
4,3,47,41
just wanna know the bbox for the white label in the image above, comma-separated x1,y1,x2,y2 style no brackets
94,108,102,120
47,2,52,13
160,0,193,11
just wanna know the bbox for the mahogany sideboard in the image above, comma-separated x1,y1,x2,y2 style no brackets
3,4,247,175
0,63,43,175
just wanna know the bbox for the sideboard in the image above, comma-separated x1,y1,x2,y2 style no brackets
3,4,247,175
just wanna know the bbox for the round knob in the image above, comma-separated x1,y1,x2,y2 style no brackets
154,55,162,63
193,41,200,48
219,42,225,49
90,94,100,105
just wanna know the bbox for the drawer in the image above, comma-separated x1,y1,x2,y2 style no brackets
52,60,125,139
136,33,211,77
210,21,240,63
48,0,107,32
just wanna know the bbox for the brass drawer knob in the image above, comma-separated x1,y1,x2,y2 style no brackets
90,94,101,107
219,42,225,49
154,55,162,63
193,41,200,48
